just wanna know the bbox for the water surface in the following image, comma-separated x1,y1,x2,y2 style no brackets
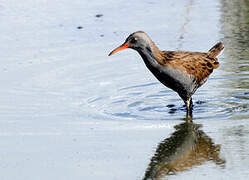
0,0,248,179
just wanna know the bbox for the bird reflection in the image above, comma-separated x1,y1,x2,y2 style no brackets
143,117,225,180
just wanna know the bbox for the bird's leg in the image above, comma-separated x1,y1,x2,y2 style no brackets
185,98,193,110
185,98,193,119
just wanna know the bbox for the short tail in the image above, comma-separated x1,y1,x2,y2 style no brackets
208,42,224,58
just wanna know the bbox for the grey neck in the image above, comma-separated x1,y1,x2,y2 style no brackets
137,48,160,69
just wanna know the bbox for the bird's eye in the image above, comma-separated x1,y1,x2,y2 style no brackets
130,37,137,44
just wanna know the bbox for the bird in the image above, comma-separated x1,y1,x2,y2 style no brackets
108,31,223,114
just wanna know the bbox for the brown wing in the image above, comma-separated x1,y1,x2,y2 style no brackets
160,51,219,85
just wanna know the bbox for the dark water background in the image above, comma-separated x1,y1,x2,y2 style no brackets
0,0,248,179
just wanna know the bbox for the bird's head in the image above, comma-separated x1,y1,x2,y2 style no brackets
108,31,154,56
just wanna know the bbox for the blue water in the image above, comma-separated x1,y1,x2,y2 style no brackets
0,0,248,179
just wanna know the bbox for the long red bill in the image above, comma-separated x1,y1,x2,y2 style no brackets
108,43,129,56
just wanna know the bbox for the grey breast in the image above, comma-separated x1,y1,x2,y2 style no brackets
139,50,197,100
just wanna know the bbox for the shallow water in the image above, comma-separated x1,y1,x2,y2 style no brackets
0,0,249,179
